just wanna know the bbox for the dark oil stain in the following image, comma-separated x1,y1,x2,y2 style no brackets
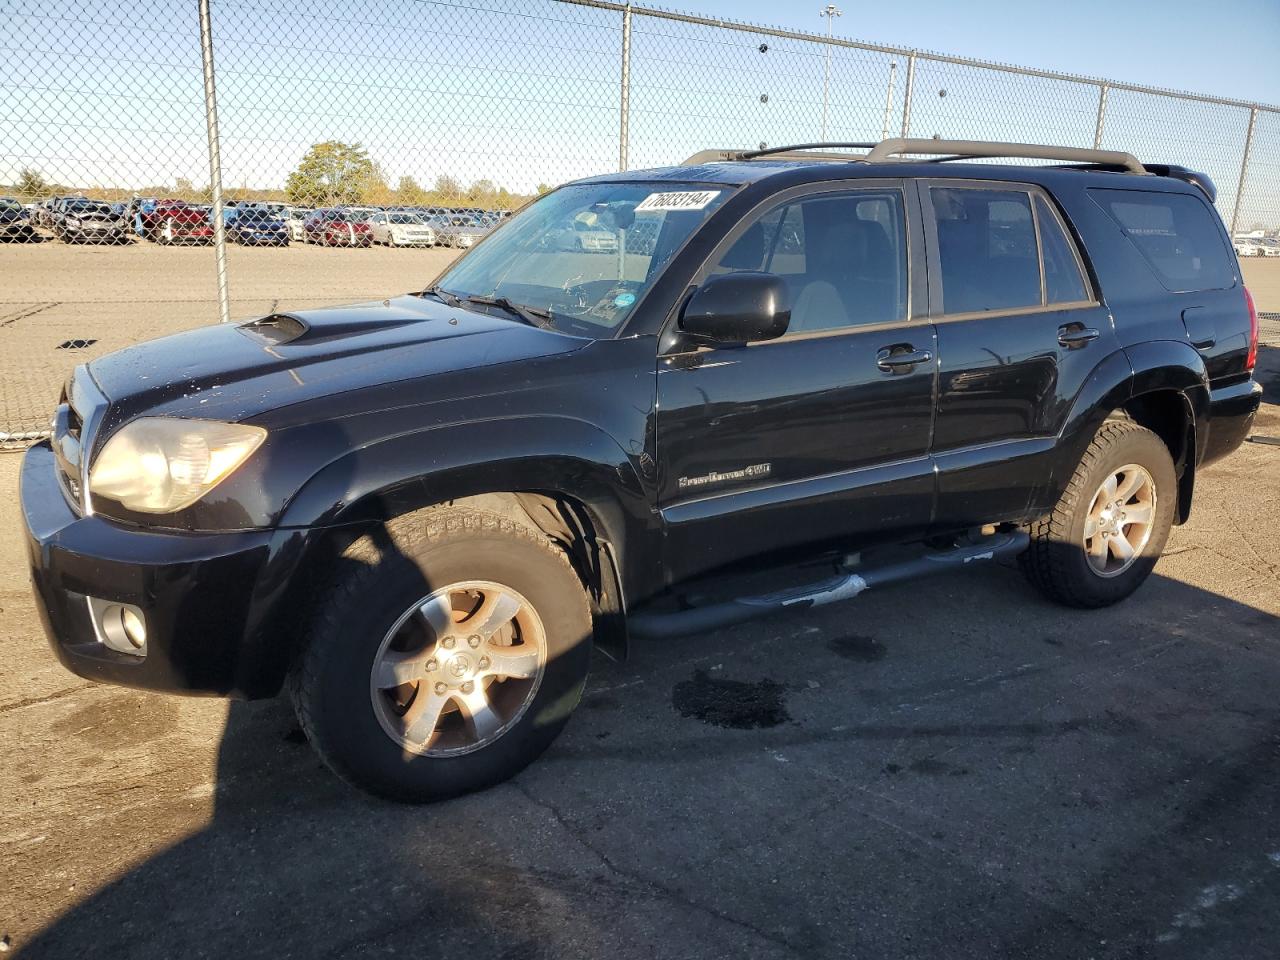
50,693,179,750
584,694,620,712
910,757,970,777
283,727,307,745
1043,635,1064,647
672,669,791,729
827,634,886,662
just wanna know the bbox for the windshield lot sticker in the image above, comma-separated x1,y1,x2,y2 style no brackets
614,293,636,307
635,190,721,212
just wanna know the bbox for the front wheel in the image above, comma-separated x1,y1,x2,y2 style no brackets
1021,419,1176,608
289,507,593,802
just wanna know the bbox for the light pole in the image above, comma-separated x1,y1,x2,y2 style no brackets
820,4,842,141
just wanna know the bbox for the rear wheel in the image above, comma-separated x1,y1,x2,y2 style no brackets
289,507,593,802
1021,420,1176,608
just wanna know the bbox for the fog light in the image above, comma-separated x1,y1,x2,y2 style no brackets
87,597,147,656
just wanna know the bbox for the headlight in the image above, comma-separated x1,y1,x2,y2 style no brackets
89,418,266,513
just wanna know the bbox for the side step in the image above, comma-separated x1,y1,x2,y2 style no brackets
628,530,1029,640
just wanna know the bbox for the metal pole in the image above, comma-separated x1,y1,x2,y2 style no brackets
618,3,632,171
1231,106,1259,236
881,62,897,140
198,0,230,325
1093,82,1108,149
819,4,841,140
900,53,916,138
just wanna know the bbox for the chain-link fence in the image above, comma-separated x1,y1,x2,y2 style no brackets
3,0,1278,446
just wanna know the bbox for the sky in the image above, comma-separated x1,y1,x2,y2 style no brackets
2,0,1277,227
717,0,1280,108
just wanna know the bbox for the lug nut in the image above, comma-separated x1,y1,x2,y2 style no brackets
478,656,490,670
441,637,455,649
434,682,447,695
468,635,481,648
461,681,475,694
425,659,437,672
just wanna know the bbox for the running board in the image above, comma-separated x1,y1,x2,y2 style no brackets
628,531,1029,640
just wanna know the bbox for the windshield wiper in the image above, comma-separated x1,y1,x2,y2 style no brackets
420,284,463,308
460,294,555,330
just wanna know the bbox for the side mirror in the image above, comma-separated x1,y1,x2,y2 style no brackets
680,272,791,346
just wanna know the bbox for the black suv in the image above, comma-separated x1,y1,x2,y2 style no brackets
20,139,1262,801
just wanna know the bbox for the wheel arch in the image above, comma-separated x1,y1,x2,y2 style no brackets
1053,341,1208,526
240,419,657,692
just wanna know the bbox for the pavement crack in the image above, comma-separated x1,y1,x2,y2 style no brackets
509,780,806,957
0,684,92,715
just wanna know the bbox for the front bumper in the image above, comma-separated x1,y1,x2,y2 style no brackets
1202,378,1263,466
21,441,276,696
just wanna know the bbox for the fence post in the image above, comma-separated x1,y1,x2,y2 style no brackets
1231,106,1259,236
618,3,632,172
1093,82,1108,149
198,0,230,325
900,53,916,138
881,62,897,140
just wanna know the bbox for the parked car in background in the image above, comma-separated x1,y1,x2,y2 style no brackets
226,208,290,246
0,197,35,241
139,200,214,244
540,216,619,253
1233,237,1265,257
368,210,437,247
31,196,68,231
1253,237,1280,258
52,197,131,244
282,207,310,242
303,208,374,247
430,214,492,249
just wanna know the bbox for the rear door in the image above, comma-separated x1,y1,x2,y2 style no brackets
655,180,937,582
920,179,1117,530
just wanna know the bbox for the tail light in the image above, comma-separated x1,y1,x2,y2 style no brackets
1244,286,1259,373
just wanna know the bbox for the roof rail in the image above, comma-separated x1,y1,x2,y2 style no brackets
865,138,1147,175
683,138,1148,176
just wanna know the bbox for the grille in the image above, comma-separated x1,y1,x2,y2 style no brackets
52,368,107,514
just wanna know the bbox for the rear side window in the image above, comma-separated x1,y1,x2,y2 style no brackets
1035,196,1089,304
1089,189,1235,292
931,187,1041,313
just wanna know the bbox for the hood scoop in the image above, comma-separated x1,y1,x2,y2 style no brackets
239,313,309,345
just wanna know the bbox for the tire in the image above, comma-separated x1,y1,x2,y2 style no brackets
289,506,593,802
1021,419,1176,608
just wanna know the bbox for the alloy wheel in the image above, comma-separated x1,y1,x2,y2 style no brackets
369,581,547,757
1082,463,1156,577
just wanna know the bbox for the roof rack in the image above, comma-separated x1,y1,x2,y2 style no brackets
683,138,1148,175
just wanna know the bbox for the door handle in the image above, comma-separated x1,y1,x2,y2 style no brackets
1057,324,1100,348
876,346,933,372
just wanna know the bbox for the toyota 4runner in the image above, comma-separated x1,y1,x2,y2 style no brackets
20,139,1263,801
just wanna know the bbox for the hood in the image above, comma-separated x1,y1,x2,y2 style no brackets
88,294,589,426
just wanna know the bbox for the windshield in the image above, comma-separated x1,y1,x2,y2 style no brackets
434,181,731,336
66,200,111,214
389,213,422,224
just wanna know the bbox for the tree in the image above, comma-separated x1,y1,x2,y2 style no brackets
467,178,497,204
17,168,49,200
174,177,196,199
535,183,552,196
285,141,376,206
432,174,462,199
396,175,425,205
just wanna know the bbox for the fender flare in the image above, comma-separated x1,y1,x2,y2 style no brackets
1053,340,1208,523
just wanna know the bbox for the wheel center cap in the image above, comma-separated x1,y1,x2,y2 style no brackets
446,654,474,680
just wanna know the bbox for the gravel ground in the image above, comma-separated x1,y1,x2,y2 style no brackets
0,244,1278,959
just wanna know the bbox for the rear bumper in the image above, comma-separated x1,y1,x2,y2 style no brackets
1202,379,1263,467
21,441,276,697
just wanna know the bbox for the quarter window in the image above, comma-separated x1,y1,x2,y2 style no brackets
1035,195,1089,304
932,187,1041,314
1089,188,1235,292
710,190,908,334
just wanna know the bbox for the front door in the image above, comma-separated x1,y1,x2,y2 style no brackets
655,181,937,583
